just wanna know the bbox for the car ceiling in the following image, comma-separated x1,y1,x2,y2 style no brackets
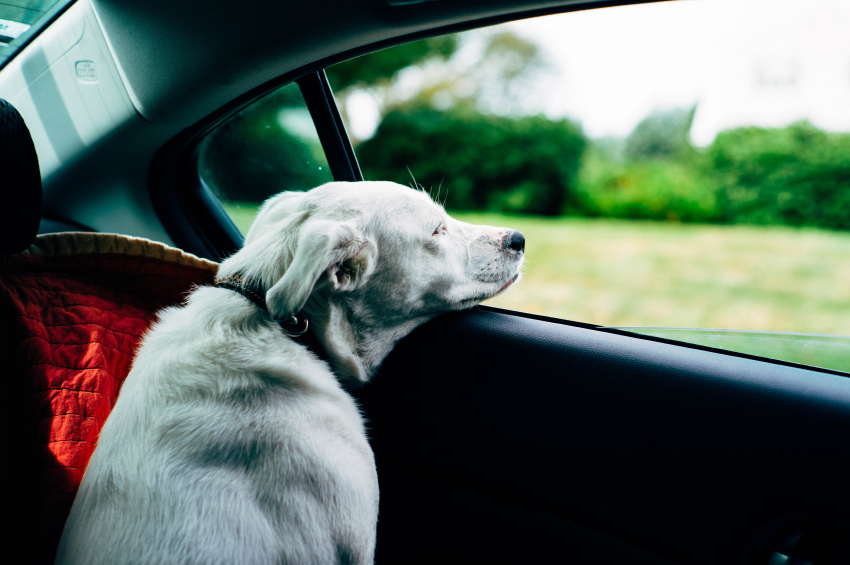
92,0,620,127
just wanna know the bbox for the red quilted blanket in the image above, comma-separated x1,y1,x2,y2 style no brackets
0,233,217,564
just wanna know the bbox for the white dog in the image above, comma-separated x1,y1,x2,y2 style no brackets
55,181,524,565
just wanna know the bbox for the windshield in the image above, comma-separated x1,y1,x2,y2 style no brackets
0,0,74,70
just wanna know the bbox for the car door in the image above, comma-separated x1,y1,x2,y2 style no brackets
363,308,850,564
151,6,850,565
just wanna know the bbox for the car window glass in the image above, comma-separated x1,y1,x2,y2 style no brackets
324,0,850,373
198,82,333,233
0,0,75,70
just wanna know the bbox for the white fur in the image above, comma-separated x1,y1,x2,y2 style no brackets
55,181,524,565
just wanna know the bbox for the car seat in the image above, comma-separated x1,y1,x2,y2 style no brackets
0,98,218,564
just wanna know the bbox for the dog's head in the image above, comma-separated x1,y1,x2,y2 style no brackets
219,181,524,381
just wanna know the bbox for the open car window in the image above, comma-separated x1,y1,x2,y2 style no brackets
197,0,850,375
319,0,850,374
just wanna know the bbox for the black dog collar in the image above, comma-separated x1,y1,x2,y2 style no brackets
214,274,309,338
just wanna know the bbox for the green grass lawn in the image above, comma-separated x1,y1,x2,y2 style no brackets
223,203,850,336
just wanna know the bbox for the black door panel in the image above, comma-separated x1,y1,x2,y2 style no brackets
359,308,850,564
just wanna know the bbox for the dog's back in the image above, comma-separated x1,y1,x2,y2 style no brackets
55,288,378,565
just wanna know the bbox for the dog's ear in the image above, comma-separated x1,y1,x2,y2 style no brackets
243,191,306,246
266,220,376,321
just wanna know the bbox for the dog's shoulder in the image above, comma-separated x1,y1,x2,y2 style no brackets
58,285,376,564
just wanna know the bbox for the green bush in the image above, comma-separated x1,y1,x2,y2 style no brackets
707,122,850,229
357,108,585,216
576,119,850,229
576,149,719,222
623,107,696,162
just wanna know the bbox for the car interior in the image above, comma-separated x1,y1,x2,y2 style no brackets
2,0,850,563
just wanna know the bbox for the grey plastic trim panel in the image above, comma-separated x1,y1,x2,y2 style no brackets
19,46,83,163
386,0,441,5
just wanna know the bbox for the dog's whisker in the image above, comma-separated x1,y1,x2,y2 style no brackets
406,166,426,194
437,179,448,207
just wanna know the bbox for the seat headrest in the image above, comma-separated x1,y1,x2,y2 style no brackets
0,98,42,254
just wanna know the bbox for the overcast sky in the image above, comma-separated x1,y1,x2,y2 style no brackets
505,0,850,143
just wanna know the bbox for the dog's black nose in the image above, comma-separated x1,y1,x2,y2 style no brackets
507,231,525,253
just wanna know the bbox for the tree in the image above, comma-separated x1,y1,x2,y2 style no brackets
325,35,458,91
326,31,546,143
325,36,459,142
623,106,696,162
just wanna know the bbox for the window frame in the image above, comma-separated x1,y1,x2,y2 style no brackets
149,70,361,262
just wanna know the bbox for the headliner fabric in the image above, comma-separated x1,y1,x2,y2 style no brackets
0,232,217,564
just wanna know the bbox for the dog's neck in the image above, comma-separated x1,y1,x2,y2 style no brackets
214,273,429,385
302,290,434,383
214,273,327,358
214,273,269,312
